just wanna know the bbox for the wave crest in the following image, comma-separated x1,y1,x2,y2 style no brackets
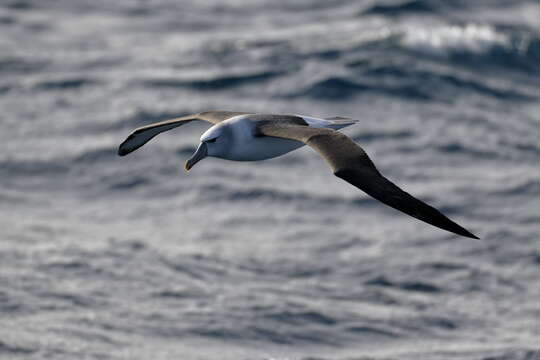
403,23,510,57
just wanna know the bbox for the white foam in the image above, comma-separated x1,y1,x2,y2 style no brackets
402,23,510,57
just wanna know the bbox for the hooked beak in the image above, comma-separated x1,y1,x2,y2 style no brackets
184,142,208,171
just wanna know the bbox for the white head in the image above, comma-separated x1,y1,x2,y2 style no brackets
184,124,232,171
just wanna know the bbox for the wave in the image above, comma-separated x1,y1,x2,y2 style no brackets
0,14,16,25
297,71,532,101
434,136,540,162
0,57,49,74
0,341,35,356
352,130,414,143
161,253,233,281
401,23,540,72
137,69,283,90
0,191,28,204
366,275,442,293
1,142,120,178
108,175,153,191
188,324,337,345
38,290,98,308
403,23,508,55
82,109,201,134
419,261,469,272
363,0,536,18
33,76,100,90
262,309,337,326
74,146,118,164
3,1,33,10
361,64,534,100
0,289,24,314
493,179,540,196
237,256,333,278
0,159,69,176
195,184,375,208
280,21,540,82
363,0,443,17
340,22,540,74
345,325,399,338
435,142,498,159
298,76,433,100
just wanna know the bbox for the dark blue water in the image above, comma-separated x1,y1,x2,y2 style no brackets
1,0,540,359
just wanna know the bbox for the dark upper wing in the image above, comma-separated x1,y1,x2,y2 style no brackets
118,110,251,156
257,123,479,239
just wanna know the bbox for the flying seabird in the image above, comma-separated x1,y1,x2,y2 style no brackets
118,110,479,239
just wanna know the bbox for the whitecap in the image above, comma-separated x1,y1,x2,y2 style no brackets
402,23,510,57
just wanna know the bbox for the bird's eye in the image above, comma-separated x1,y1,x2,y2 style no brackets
207,138,217,143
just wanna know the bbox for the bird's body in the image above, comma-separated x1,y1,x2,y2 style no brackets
118,110,479,239
199,114,356,161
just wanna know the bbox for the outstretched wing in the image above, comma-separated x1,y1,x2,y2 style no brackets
256,123,479,239
118,110,251,156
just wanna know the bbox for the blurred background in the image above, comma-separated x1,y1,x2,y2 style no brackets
1,0,540,359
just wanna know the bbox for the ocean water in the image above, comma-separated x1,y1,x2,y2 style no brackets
1,0,540,359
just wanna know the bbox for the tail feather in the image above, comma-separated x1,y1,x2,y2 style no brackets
325,116,353,120
324,116,359,129
297,115,359,130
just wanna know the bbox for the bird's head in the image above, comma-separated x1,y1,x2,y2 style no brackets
184,124,231,171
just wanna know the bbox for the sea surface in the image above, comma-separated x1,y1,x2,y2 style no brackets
1,0,540,359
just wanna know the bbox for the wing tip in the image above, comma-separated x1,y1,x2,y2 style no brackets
117,133,137,156
460,229,480,240
117,147,129,156
117,140,134,156
445,221,480,240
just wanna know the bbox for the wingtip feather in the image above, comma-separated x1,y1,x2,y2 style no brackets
441,221,480,240
447,220,479,240
117,141,131,156
464,231,480,240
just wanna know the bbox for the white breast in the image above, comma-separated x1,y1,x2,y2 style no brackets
229,136,305,161
221,116,305,161
215,113,352,162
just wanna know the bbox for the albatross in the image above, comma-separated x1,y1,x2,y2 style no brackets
118,110,479,239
